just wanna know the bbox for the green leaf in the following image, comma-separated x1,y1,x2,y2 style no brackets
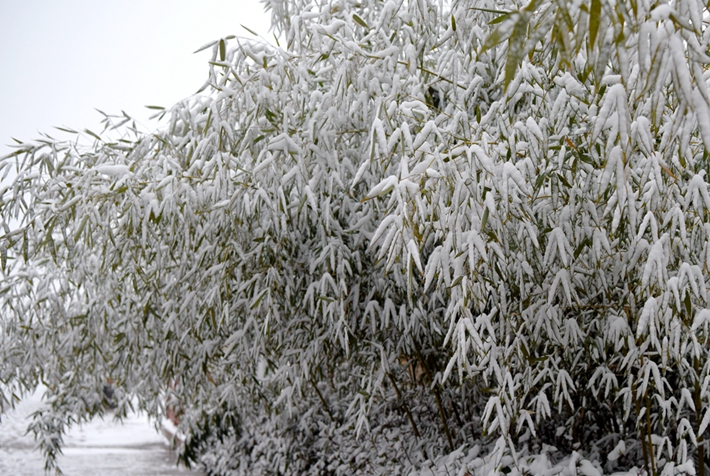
74,214,90,242
451,14,457,31
193,40,217,54
297,194,307,216
573,236,593,260
84,129,102,141
481,12,519,54
522,0,542,14
481,207,489,230
219,39,226,62
534,173,547,191
504,15,528,90
589,0,602,50
54,126,78,134
203,109,213,135
448,275,463,289
353,14,370,29
489,12,513,25
469,7,510,15
145,105,165,110
554,0,574,30
250,289,268,309
556,172,572,188
241,24,258,36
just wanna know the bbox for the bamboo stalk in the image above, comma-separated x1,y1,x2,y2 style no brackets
634,382,650,474
434,386,455,452
645,394,656,476
411,343,455,452
388,372,421,438
310,379,336,422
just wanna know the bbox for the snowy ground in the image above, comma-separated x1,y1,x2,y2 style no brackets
0,388,197,475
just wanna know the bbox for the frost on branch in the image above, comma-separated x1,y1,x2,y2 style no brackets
3,0,710,475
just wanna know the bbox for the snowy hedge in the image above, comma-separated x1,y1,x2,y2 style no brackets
3,0,710,474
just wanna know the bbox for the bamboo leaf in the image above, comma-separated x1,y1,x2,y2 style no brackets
84,129,102,141
469,7,510,15
505,15,528,90
241,24,258,36
353,14,369,29
589,0,602,50
193,40,218,54
54,126,78,134
481,207,489,230
481,12,519,54
219,39,226,62
489,12,512,25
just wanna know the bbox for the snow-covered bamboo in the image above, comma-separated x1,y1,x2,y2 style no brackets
3,0,710,474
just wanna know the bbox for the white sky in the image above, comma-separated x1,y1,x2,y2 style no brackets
0,0,273,158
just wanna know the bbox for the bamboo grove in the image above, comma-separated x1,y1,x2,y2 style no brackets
2,0,710,474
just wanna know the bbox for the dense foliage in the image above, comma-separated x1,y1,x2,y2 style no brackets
3,0,710,474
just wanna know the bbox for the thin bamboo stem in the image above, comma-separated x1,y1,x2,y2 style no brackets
310,379,336,422
387,372,421,438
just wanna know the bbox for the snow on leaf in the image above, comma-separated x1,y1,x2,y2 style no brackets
607,440,626,461
698,407,710,440
670,36,694,106
548,268,572,305
365,175,398,200
691,309,710,332
637,297,657,338
372,118,388,158
412,121,436,151
370,215,402,246
578,459,602,476
544,227,569,267
352,159,370,188
95,164,131,177
642,234,668,288
687,172,710,213
406,239,423,274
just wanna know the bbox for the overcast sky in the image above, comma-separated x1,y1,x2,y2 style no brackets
0,1,272,158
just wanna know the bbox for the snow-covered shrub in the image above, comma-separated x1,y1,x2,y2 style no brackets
3,0,710,474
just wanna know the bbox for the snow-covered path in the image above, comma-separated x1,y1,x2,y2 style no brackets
0,389,197,475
